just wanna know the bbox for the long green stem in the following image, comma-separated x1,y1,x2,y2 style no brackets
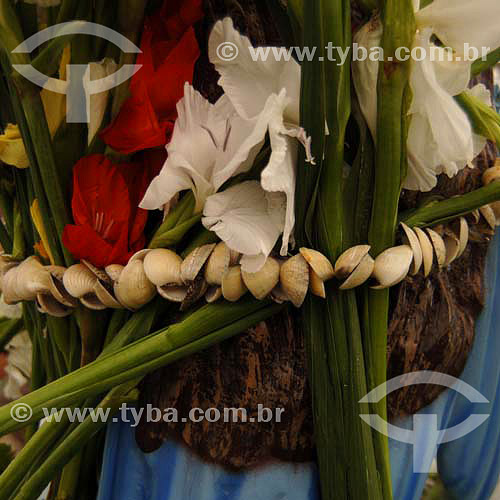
401,182,500,227
15,384,138,500
366,2,415,498
0,416,64,498
0,300,283,435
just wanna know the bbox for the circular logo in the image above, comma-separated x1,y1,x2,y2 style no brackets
216,42,239,62
10,402,33,423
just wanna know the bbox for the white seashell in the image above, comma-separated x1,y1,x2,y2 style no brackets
129,249,151,263
470,209,480,224
94,280,122,309
63,264,97,298
81,260,112,284
14,257,51,301
205,286,222,303
181,277,209,311
0,255,17,276
443,235,460,267
270,284,290,304
371,246,413,289
400,223,422,275
204,243,231,286
157,285,187,302
241,257,280,300
36,293,72,317
454,217,469,258
339,253,374,290
114,260,156,310
46,266,78,308
482,165,500,186
105,264,124,282
309,268,326,298
480,205,497,230
299,248,335,281
333,245,371,280
222,266,247,302
414,227,433,277
181,244,216,283
143,249,183,286
280,254,309,307
426,228,446,268
490,202,500,225
80,294,107,311
2,267,20,304
229,249,241,266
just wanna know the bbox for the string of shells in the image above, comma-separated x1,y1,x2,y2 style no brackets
0,166,498,317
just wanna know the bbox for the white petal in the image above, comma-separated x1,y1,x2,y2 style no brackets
141,84,262,212
467,83,492,107
167,84,224,183
208,17,301,123
430,47,471,96
139,161,195,210
202,181,283,272
87,58,118,145
405,31,475,191
352,17,383,139
261,127,298,255
212,98,265,191
212,91,288,189
416,0,500,57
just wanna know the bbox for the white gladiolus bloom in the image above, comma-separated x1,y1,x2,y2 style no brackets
140,83,263,213
352,0,500,191
142,19,315,271
208,17,313,256
202,181,286,272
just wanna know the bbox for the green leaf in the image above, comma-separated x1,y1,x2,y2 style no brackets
471,47,500,76
456,91,500,149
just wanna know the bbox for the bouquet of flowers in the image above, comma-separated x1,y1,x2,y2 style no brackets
0,0,498,498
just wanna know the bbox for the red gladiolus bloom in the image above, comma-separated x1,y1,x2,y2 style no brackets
100,0,203,154
62,155,150,268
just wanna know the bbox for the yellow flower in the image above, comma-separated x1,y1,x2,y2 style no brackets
0,124,29,168
30,199,55,265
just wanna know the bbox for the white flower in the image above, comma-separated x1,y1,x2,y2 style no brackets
140,83,263,212
208,17,313,255
3,331,31,401
202,181,286,272
352,0,500,192
415,0,500,57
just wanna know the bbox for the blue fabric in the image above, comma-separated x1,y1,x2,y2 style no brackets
390,231,500,500
98,232,500,500
97,420,319,500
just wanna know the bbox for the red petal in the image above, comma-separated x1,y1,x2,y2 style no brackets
100,81,168,154
72,155,132,228
148,27,200,120
62,224,130,268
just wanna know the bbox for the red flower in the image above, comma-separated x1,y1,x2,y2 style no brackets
100,0,203,154
62,155,150,268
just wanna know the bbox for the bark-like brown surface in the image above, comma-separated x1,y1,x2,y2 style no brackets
135,0,497,469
